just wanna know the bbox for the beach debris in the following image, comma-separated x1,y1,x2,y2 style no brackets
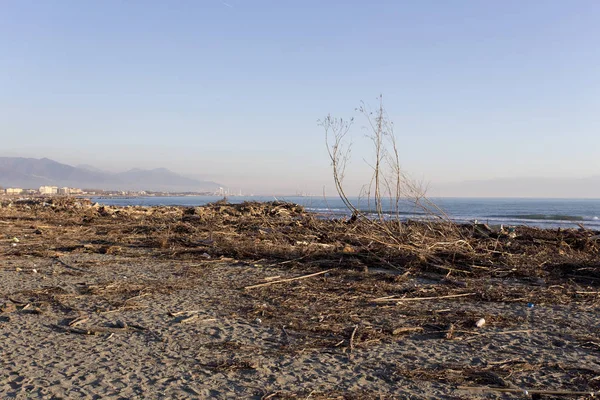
349,324,359,352
372,292,476,303
169,310,201,317
475,318,486,328
473,222,492,238
20,303,43,314
68,316,90,327
457,386,597,397
392,326,424,335
11,237,19,243
244,269,334,290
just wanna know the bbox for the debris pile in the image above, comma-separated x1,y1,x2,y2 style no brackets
1,197,598,284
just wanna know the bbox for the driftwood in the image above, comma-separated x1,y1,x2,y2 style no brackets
244,269,333,290
372,293,475,303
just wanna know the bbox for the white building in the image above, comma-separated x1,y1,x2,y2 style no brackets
6,188,23,195
39,186,58,195
58,187,70,195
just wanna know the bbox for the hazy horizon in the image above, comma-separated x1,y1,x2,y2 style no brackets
2,1,599,197
2,154,600,198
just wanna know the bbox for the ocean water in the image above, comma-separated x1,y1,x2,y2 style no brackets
91,196,600,230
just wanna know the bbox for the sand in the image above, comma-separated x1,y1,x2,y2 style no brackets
1,199,599,399
1,253,599,399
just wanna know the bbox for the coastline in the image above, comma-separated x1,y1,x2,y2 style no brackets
1,198,599,398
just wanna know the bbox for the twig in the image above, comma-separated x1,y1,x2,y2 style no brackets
457,386,596,396
244,269,333,290
169,310,202,317
349,325,358,352
53,257,87,273
392,326,424,335
68,316,89,327
264,255,309,267
372,292,475,303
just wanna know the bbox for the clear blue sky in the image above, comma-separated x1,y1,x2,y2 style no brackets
1,0,599,195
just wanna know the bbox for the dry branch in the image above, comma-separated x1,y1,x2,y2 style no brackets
68,316,89,327
349,324,358,352
244,269,333,290
372,293,475,303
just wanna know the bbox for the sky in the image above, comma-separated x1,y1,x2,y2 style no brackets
1,0,599,196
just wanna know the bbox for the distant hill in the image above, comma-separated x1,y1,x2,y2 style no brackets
76,164,107,173
115,168,209,190
0,157,220,192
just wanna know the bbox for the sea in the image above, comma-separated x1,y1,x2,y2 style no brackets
90,196,600,231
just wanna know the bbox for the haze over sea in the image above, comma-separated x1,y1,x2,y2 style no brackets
92,196,600,230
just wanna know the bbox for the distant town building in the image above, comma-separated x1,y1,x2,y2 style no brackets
58,187,70,195
39,186,58,195
6,188,24,195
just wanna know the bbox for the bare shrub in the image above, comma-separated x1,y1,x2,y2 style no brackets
320,96,464,257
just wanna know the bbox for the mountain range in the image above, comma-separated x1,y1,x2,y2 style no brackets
0,157,220,192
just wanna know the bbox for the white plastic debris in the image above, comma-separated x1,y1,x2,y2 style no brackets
475,318,486,328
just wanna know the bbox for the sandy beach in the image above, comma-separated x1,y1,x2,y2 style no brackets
1,198,599,399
